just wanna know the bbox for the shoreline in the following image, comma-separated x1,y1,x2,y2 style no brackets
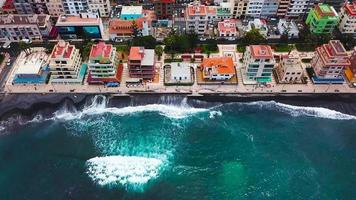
1,92,356,121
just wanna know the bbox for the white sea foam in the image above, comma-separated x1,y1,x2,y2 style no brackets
0,126,5,132
53,95,209,120
209,110,223,119
86,155,164,191
244,101,356,120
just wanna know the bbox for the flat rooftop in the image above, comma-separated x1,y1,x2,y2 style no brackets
121,6,143,15
90,42,113,59
344,2,356,16
141,49,155,66
16,51,48,75
250,45,273,59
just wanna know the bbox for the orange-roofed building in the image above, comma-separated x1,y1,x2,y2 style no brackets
87,42,122,85
109,10,156,41
242,45,275,83
48,40,86,84
128,46,155,79
200,57,236,81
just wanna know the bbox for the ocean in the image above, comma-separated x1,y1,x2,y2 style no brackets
0,95,356,200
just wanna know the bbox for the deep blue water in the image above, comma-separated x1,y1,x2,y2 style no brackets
0,97,356,200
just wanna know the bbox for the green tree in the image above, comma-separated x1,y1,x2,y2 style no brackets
155,45,163,60
132,20,141,38
80,41,94,61
18,41,31,55
131,36,156,49
242,28,267,45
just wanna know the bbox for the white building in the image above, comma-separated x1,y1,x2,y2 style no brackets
168,62,192,84
243,45,275,84
277,19,299,39
87,0,111,17
275,51,304,83
12,49,50,84
62,0,89,15
231,0,248,18
246,0,263,18
339,2,356,37
285,0,314,18
48,40,85,84
244,18,268,37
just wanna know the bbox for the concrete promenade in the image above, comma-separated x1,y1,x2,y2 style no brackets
2,45,356,96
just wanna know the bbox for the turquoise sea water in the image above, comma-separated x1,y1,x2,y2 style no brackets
0,96,356,199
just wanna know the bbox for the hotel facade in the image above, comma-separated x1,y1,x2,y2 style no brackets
48,40,86,84
128,46,155,80
311,40,351,84
87,42,121,85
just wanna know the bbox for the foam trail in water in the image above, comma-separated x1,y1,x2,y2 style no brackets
244,101,356,120
86,156,164,191
53,95,209,120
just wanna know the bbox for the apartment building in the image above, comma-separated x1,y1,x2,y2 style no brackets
0,14,52,42
62,0,88,15
88,42,121,85
87,0,111,17
306,3,339,34
311,40,350,84
48,40,86,84
275,51,304,83
153,0,175,20
321,0,345,12
185,3,209,35
246,0,263,18
277,0,290,17
128,46,155,80
260,0,279,17
13,0,49,14
338,1,356,37
56,12,104,39
242,45,275,84
46,0,65,17
285,0,316,18
231,0,248,18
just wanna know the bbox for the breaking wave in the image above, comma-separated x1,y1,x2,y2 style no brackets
244,101,356,120
53,95,209,120
86,156,165,191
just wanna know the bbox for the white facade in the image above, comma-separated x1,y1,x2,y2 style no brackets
244,18,268,37
87,0,111,17
62,0,88,15
48,41,84,84
278,19,299,38
276,52,304,83
339,2,356,36
285,0,313,18
246,0,263,18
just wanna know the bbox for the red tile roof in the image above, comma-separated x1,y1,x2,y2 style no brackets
51,41,74,59
250,45,273,59
344,2,356,16
201,57,235,74
129,46,144,60
89,42,113,59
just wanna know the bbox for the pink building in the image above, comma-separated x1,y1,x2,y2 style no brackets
218,19,237,40
311,40,351,84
